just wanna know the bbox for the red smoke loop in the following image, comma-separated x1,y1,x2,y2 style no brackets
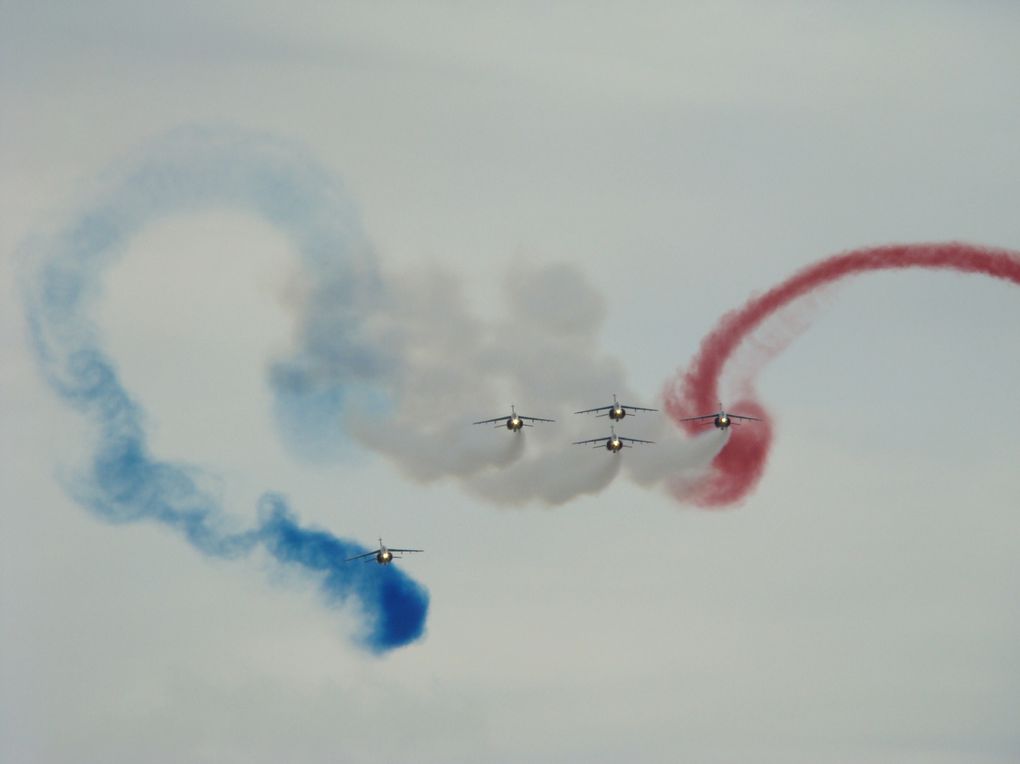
664,242,1020,508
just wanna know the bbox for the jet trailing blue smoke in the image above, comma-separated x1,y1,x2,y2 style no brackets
259,495,428,649
20,126,428,653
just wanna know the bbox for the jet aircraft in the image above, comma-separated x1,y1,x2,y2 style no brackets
574,393,657,421
679,403,761,430
573,425,654,453
346,539,423,565
473,405,555,432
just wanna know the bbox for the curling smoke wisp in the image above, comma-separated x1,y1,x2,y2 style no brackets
664,243,1020,508
20,127,428,652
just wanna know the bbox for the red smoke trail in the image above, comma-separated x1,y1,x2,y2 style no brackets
664,242,1020,508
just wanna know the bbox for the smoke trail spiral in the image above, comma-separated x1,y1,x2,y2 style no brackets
19,126,428,652
664,242,1020,507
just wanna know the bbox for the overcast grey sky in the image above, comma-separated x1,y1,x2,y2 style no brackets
3,2,1019,762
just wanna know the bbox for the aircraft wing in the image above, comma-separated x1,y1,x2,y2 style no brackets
730,414,761,421
572,437,606,446
620,436,655,444
574,405,611,415
622,405,657,412
519,415,555,422
387,548,423,553
345,549,380,562
678,414,716,421
472,416,505,425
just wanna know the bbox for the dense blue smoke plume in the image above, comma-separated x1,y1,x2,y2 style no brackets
20,126,428,652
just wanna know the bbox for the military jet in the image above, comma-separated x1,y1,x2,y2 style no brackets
573,425,654,453
473,405,555,432
679,403,761,430
575,393,657,421
346,539,423,565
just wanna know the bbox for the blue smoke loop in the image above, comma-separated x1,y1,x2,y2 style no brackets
19,126,428,652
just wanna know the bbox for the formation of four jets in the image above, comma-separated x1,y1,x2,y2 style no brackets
349,395,760,564
473,393,659,451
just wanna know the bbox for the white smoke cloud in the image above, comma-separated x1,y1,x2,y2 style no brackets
285,258,720,504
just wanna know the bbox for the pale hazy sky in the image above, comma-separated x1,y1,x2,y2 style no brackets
3,3,1019,762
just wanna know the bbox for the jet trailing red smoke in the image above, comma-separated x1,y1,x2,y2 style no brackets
664,242,1020,508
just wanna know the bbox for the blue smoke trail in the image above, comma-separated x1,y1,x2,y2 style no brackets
19,126,428,652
